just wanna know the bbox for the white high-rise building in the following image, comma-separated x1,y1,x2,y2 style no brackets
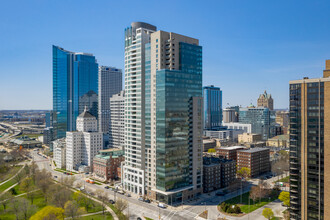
98,66,122,134
122,22,157,195
109,90,125,149
66,107,103,172
53,138,66,169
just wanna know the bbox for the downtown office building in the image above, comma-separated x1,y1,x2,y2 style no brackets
53,46,98,139
122,22,203,204
289,60,330,220
203,85,222,130
98,66,122,135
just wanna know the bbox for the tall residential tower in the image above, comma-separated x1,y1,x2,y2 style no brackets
289,60,330,219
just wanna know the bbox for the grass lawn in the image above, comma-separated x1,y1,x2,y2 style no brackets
15,134,43,139
0,178,18,192
276,175,289,183
0,165,22,183
144,217,154,220
108,203,127,220
81,212,114,220
54,168,78,175
220,192,278,214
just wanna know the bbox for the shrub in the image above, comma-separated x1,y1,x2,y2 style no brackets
234,205,241,214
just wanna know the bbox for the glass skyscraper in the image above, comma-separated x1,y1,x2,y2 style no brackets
53,45,98,139
203,85,222,130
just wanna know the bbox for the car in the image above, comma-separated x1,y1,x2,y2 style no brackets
126,193,131,197
216,192,225,196
109,199,115,204
144,199,151,203
118,191,124,195
54,176,57,178
104,186,110,189
137,218,142,220
158,203,166,208
138,197,144,201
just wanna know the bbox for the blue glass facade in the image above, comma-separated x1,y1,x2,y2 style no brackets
155,42,202,192
239,107,271,140
53,46,98,139
203,85,222,130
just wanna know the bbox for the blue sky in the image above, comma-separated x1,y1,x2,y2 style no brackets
1,0,330,110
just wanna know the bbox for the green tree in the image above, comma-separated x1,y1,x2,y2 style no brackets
237,167,251,178
262,208,274,220
279,191,290,207
208,148,216,153
30,206,64,220
64,200,85,219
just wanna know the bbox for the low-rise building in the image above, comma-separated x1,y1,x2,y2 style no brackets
203,138,217,152
216,146,246,161
53,138,66,169
9,136,42,148
204,129,244,142
222,122,252,133
266,134,289,148
93,148,124,182
237,148,270,177
203,156,236,193
238,133,262,143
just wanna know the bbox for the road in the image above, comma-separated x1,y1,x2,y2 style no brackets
31,151,288,220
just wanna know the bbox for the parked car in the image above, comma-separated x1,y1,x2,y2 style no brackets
118,191,124,195
104,186,110,189
144,199,151,203
54,176,57,178
216,191,225,196
137,218,142,220
126,193,131,197
158,203,166,208
138,197,144,201
109,199,115,204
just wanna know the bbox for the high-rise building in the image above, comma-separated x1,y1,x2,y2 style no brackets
257,90,274,110
98,66,122,134
122,23,203,204
109,91,125,149
53,138,66,169
122,22,157,196
203,85,222,129
239,107,272,140
45,111,54,127
66,107,103,172
223,106,239,123
53,46,98,139
289,60,330,219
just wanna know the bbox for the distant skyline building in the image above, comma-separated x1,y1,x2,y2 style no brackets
223,106,239,123
109,90,125,149
257,90,274,110
203,85,222,129
52,45,98,139
65,107,103,172
289,60,330,219
239,107,272,140
98,66,122,134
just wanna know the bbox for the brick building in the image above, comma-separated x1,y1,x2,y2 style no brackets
93,148,124,182
237,148,270,177
216,146,246,161
203,156,236,193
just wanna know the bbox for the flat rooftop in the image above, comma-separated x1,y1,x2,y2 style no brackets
238,147,269,153
218,146,246,150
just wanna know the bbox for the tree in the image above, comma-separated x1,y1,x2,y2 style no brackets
279,191,290,207
35,169,53,202
115,198,128,213
237,167,251,179
30,206,64,220
96,189,109,214
249,186,260,204
64,200,85,219
11,198,36,220
0,191,13,211
74,191,93,212
208,148,216,153
20,177,33,192
262,208,274,220
48,184,71,208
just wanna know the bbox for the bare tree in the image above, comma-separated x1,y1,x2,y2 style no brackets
95,189,109,214
115,198,128,213
35,169,53,202
48,184,71,208
20,197,37,220
0,191,13,211
11,198,21,220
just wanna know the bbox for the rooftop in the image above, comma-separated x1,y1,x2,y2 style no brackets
238,147,269,153
268,134,289,141
218,146,246,150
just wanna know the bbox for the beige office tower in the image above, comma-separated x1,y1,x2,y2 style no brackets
147,31,203,204
289,60,330,219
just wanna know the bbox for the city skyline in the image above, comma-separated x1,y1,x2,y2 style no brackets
1,0,330,110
